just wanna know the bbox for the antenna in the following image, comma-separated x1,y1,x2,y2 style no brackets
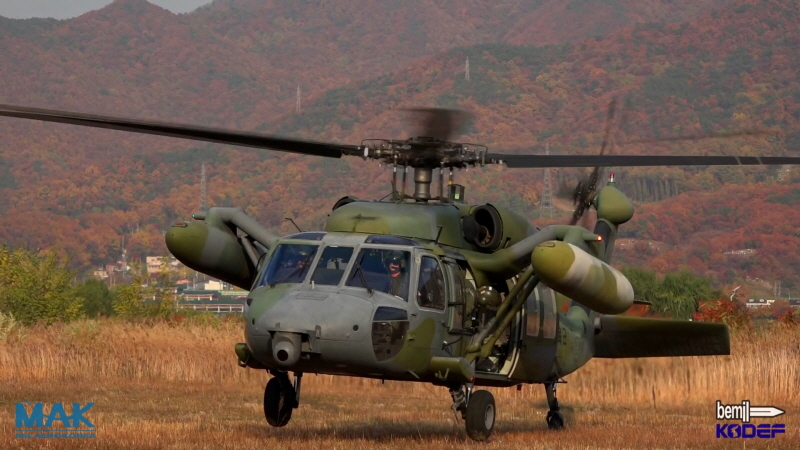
296,85,301,114
198,161,208,212
540,143,556,219
465,57,470,81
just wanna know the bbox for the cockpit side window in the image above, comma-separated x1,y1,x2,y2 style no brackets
346,248,411,300
416,256,446,310
257,244,319,286
310,246,354,286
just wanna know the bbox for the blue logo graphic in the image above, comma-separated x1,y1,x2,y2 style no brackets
14,400,96,439
715,400,786,439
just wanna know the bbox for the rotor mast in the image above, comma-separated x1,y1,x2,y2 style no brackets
413,167,433,200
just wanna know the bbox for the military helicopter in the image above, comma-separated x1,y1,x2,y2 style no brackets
2,103,799,441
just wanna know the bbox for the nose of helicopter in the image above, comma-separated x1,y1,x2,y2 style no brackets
244,287,378,370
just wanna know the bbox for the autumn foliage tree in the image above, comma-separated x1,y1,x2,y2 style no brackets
694,298,753,331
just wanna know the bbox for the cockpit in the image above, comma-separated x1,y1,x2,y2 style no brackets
253,233,446,308
244,232,474,380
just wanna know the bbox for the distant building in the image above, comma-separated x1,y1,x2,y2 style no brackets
146,256,180,274
723,249,756,256
181,290,220,302
93,268,109,279
746,298,800,308
746,298,776,308
204,280,223,291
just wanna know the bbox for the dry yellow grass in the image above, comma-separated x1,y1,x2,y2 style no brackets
1,319,798,449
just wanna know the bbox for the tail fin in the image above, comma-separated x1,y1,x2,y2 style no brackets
591,176,633,263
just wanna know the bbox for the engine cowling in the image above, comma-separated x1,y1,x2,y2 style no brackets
462,204,535,252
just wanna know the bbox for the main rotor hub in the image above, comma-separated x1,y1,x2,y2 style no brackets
359,138,487,169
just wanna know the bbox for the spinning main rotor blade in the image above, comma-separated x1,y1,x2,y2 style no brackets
487,154,800,168
402,107,472,141
622,129,782,145
570,99,617,225
0,104,360,158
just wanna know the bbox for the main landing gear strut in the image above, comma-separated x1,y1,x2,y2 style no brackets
264,371,302,427
545,382,565,429
450,384,496,441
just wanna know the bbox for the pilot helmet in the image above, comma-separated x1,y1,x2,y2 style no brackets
476,285,502,310
387,250,405,271
290,246,312,265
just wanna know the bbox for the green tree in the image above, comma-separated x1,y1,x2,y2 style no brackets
654,271,719,320
113,260,175,319
0,247,83,325
622,267,720,320
77,278,115,318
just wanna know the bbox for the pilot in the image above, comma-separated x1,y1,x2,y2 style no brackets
387,251,409,299
274,247,312,283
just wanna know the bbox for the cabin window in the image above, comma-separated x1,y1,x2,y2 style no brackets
443,261,467,331
526,288,540,337
257,244,319,286
542,289,557,339
416,256,446,310
310,246,354,286
345,248,411,300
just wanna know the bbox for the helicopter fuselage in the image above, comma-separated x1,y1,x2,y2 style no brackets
237,231,592,387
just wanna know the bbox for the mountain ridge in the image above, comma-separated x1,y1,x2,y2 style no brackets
0,0,797,288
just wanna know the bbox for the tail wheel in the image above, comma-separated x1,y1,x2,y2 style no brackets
465,390,496,441
263,376,295,427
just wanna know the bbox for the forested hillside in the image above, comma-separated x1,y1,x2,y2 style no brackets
0,0,798,288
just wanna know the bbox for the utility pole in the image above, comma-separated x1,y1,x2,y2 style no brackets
296,85,301,114
540,143,556,219
465,57,470,81
198,161,208,212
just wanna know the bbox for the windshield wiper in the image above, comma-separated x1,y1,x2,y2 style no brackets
353,255,373,295
270,251,316,287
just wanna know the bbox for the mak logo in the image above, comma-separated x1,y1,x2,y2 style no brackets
14,400,96,439
716,400,785,439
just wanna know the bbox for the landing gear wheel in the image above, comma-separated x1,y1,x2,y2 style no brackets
544,382,564,430
465,390,496,441
264,376,295,427
546,410,564,429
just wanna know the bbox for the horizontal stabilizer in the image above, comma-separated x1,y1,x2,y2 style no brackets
594,316,730,358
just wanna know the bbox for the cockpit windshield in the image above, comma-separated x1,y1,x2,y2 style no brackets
258,243,319,286
310,246,354,286
346,248,411,300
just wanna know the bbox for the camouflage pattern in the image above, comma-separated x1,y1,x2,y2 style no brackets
160,186,727,392
166,220,254,289
531,241,634,314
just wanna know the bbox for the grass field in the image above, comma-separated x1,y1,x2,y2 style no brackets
1,319,798,449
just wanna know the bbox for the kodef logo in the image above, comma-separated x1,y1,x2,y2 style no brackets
14,400,96,439
715,400,785,439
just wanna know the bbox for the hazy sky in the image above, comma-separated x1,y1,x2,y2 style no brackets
0,0,213,19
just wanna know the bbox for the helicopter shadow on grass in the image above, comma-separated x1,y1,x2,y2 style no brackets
239,405,576,441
